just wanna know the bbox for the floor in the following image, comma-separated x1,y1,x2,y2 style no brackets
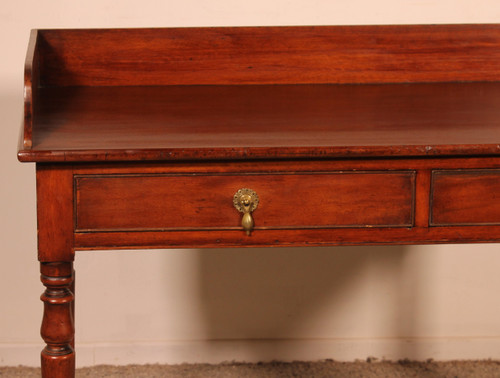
2,360,500,377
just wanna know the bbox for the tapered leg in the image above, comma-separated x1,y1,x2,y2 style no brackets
40,262,75,378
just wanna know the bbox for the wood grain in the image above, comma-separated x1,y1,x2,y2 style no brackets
74,225,500,250
21,29,39,149
415,170,432,227
75,171,415,231
431,170,500,225
19,82,500,162
36,164,74,262
40,262,75,378
71,158,500,248
36,25,500,87
20,25,500,378
71,157,500,175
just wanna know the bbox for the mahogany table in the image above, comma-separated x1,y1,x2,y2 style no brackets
18,25,500,377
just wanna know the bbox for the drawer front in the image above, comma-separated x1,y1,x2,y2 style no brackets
431,169,500,226
75,171,415,232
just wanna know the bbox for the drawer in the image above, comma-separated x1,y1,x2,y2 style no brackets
431,169,500,226
75,171,415,232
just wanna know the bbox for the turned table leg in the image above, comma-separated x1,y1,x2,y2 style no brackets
36,165,75,377
40,262,75,378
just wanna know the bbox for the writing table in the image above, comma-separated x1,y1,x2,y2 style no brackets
18,24,500,377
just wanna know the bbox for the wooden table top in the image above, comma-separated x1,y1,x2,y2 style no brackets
18,24,500,163
18,82,500,162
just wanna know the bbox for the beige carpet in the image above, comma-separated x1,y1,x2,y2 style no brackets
2,360,500,377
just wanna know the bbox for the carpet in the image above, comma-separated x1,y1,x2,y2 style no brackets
2,360,500,377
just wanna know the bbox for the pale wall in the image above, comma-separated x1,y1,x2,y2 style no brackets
1,0,500,368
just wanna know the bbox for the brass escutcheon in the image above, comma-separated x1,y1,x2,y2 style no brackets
233,188,259,236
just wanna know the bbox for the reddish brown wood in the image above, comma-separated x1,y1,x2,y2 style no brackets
17,25,500,377
74,225,500,250
75,171,414,231
18,83,500,162
40,262,75,378
70,158,500,247
70,268,75,351
36,164,74,262
35,25,500,87
415,170,432,227
36,166,75,377
71,157,500,175
21,29,39,149
19,24,500,161
431,169,500,225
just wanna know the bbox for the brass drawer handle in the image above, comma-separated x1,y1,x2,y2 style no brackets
233,188,259,236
